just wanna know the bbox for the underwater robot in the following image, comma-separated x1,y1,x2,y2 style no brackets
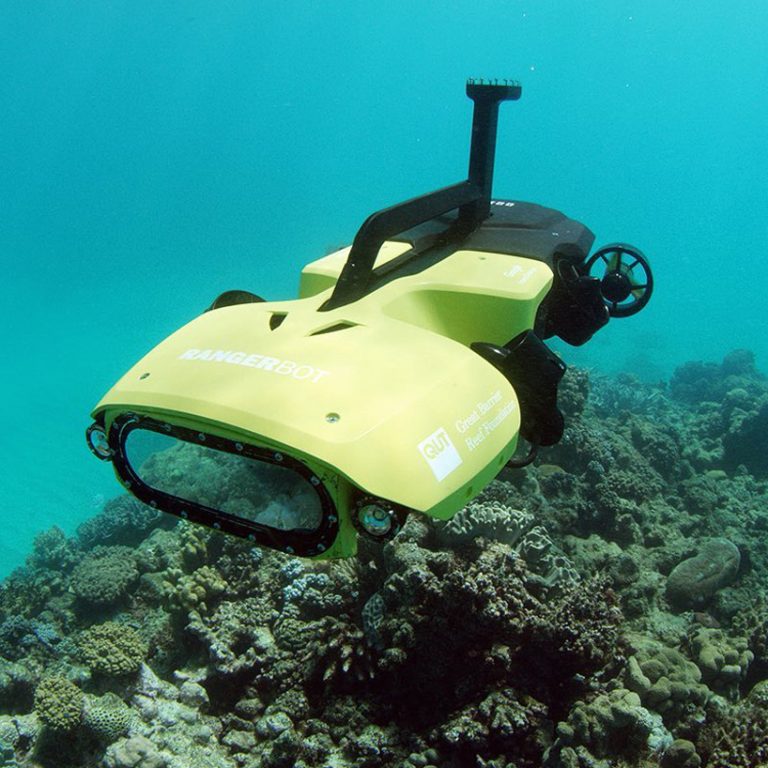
86,80,653,559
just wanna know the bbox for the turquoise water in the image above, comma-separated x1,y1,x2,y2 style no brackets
1,0,766,577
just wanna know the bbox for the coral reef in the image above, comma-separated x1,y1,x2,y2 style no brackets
697,690,768,767
0,350,767,767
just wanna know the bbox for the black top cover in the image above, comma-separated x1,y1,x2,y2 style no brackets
392,199,595,268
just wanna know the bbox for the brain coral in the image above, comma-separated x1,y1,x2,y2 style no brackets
78,622,146,676
665,538,740,609
34,675,84,732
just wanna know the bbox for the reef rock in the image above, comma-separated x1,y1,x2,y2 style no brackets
723,401,768,477
665,538,740,609
103,735,168,768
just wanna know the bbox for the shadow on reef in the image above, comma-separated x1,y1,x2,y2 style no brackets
1,350,768,768
327,535,624,730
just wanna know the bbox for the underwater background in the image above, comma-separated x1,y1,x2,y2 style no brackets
2,3,768,767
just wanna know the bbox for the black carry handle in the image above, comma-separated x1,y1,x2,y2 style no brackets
321,80,521,311
321,180,478,311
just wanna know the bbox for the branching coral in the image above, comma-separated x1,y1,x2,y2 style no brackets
439,688,550,767
27,526,80,573
303,614,378,689
0,616,62,662
366,540,622,733
698,695,768,767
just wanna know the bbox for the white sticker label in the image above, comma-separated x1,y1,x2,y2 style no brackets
418,427,463,482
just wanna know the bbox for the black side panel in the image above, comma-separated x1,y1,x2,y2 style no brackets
472,331,567,447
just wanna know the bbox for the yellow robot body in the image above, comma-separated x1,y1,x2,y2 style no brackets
92,245,553,556
87,80,652,558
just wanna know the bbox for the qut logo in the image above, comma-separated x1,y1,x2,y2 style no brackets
421,429,452,459
418,428,463,481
